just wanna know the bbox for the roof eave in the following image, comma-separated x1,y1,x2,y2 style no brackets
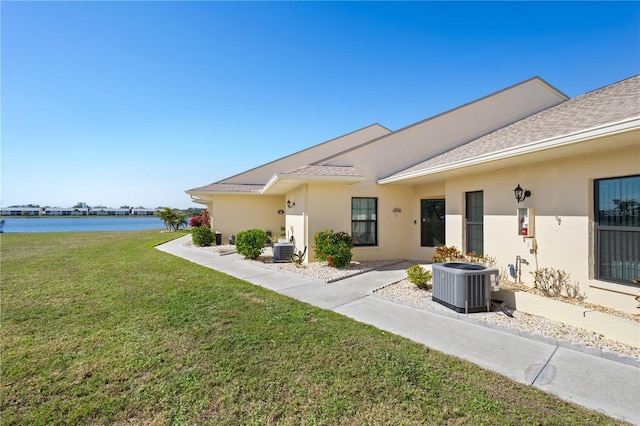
262,173,366,195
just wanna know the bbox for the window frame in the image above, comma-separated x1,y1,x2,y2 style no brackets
594,175,640,286
465,191,484,256
351,197,378,247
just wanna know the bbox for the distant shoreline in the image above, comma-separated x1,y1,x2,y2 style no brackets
0,215,158,219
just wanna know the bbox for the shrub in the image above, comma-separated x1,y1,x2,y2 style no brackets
531,267,585,300
236,228,268,259
407,264,432,289
192,226,214,247
314,229,354,268
432,246,465,263
189,210,211,228
432,246,496,266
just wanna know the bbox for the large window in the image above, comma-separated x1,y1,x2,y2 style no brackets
421,199,445,247
466,191,484,255
595,175,639,285
352,197,377,246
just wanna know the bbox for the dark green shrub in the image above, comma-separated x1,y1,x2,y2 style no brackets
314,229,353,268
236,228,268,259
407,264,432,289
192,226,214,247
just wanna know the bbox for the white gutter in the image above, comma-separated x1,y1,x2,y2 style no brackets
378,117,640,185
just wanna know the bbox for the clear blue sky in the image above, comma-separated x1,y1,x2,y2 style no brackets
2,1,639,209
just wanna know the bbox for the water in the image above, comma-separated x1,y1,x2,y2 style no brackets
0,216,168,233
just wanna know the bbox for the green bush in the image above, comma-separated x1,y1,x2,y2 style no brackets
314,229,353,268
236,228,268,259
192,226,214,247
407,264,432,289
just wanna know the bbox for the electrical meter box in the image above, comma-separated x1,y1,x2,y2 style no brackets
517,208,535,237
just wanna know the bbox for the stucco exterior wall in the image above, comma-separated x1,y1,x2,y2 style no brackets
442,145,639,313
209,194,285,243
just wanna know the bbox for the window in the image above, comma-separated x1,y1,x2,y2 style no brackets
352,197,377,246
466,191,484,255
595,175,639,285
421,199,445,247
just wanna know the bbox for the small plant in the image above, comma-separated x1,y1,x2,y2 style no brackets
432,246,496,266
531,267,585,300
406,264,432,289
432,246,464,263
191,226,214,247
314,229,353,268
235,228,268,259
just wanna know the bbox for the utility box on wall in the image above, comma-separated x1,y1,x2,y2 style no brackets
517,208,535,237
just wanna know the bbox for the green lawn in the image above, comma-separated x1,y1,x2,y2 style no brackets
0,231,626,425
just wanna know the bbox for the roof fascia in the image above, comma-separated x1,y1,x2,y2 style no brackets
378,117,640,185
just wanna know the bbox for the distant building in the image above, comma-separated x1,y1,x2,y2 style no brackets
43,207,89,216
0,207,42,216
91,207,130,216
131,208,156,216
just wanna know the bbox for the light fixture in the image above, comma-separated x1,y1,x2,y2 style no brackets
277,209,285,215
287,199,295,209
513,184,531,203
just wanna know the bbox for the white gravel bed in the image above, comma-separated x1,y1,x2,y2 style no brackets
375,279,640,361
256,257,402,283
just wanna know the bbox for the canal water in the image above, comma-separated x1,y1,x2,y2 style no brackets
0,216,167,233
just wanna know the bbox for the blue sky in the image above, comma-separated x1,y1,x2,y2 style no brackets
2,1,639,209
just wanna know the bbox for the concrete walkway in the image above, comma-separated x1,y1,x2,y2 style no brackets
157,236,640,424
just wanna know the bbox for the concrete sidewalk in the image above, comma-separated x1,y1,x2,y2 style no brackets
157,236,640,424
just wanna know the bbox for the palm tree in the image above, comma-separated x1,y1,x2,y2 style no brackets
156,207,189,231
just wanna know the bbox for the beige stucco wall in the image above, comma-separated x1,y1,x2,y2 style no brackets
208,194,285,243
285,182,415,262
442,145,639,313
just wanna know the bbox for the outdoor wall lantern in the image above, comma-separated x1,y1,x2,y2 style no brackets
513,184,531,203
287,200,295,209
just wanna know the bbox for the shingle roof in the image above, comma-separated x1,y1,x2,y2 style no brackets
389,75,640,178
188,166,363,194
282,165,362,177
187,183,264,193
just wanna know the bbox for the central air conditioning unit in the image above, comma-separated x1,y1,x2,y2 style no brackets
273,242,295,263
432,262,499,313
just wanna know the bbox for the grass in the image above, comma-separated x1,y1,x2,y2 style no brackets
0,230,628,425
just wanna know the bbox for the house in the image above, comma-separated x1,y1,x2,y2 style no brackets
187,75,640,313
